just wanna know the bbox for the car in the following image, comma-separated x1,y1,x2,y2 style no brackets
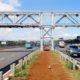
66,45,80,57
43,46,50,51
58,41,65,48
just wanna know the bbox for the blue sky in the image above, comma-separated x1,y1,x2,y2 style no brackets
0,0,80,41
19,0,80,11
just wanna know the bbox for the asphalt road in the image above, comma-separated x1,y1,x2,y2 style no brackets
55,46,80,62
0,47,38,70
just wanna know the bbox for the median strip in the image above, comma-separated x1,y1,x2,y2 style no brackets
28,51,71,80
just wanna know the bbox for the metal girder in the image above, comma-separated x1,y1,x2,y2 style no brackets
0,24,40,28
68,15,79,23
29,16,39,24
66,16,76,24
0,11,80,51
5,15,13,23
56,15,65,24
0,11,79,28
42,27,52,38
16,15,26,23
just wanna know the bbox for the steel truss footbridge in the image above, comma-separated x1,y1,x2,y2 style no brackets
0,11,80,51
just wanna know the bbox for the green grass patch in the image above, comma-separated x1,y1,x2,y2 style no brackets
62,59,73,69
69,70,80,80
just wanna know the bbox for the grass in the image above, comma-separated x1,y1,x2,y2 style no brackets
70,70,80,80
53,51,80,80
62,58,73,69
9,52,39,80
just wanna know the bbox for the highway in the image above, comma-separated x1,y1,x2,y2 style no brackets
55,46,80,62
0,47,38,70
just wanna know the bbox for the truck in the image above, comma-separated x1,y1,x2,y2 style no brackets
25,42,33,49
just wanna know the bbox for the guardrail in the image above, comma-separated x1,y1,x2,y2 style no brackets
55,49,80,70
0,49,39,80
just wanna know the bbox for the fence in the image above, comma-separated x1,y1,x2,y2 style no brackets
0,50,39,80
55,49,80,70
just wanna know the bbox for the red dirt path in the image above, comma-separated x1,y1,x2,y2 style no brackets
28,51,71,80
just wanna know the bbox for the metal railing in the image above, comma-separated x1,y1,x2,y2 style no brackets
55,49,80,70
0,49,39,80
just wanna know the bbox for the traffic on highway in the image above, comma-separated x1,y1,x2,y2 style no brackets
0,41,40,74
0,47,38,71
55,36,80,62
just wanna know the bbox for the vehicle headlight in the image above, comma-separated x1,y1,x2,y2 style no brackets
70,49,74,53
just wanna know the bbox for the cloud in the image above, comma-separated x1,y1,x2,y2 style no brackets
62,33,71,37
9,0,21,7
33,28,40,32
0,28,40,41
0,2,14,11
0,0,21,36
55,27,63,30
0,0,21,11
5,28,12,32
0,28,12,34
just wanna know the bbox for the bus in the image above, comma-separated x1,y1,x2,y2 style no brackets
25,42,33,49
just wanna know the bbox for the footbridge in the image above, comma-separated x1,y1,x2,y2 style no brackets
0,11,80,50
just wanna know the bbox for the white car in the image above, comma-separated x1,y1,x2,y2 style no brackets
58,41,65,48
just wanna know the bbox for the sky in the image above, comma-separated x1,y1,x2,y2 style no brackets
0,0,80,41
19,0,80,11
